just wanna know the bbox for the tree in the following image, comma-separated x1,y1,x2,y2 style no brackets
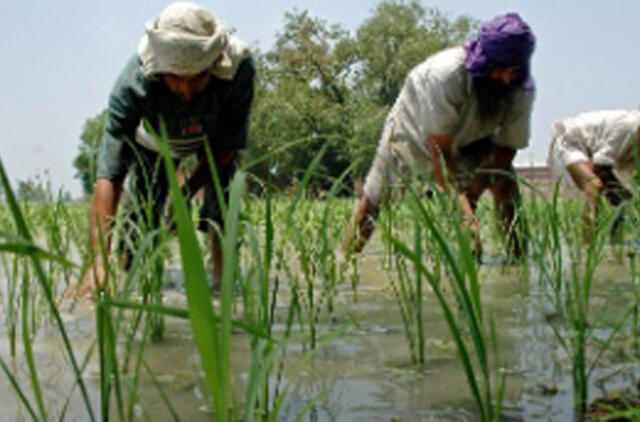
352,0,476,106
246,10,358,191
246,2,476,188
16,171,51,202
73,110,107,195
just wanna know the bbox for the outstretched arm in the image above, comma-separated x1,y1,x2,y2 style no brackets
343,197,380,255
428,134,456,192
87,177,123,291
567,161,604,240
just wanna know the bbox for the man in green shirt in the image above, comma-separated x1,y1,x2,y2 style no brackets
83,2,254,295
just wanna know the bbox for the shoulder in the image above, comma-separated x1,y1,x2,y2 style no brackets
110,55,155,106
568,110,628,128
232,56,256,84
410,47,466,82
407,47,467,98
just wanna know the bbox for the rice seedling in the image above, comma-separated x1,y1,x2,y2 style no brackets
0,157,96,421
629,250,639,352
383,176,506,421
386,207,428,365
522,176,637,417
1,253,19,357
0,129,328,421
5,124,640,422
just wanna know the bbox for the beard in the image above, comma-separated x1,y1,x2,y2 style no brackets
472,76,520,120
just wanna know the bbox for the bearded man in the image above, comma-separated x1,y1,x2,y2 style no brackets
344,13,536,258
82,2,254,295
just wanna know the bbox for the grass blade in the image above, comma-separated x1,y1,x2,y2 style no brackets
0,356,39,422
0,157,96,421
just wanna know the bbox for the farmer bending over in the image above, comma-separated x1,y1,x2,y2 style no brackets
344,13,536,258
82,2,254,295
548,110,640,239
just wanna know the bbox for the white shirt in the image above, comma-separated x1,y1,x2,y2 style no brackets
551,110,640,168
387,47,534,156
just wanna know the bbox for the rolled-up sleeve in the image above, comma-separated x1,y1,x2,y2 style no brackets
496,89,535,150
214,57,255,150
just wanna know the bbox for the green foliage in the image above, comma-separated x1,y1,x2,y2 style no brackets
352,0,475,105
16,171,54,202
73,110,107,195
247,2,476,189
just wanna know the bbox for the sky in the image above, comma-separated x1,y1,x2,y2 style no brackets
1,1,639,197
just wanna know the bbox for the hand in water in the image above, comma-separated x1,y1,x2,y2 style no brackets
464,216,483,261
64,260,107,300
457,192,483,260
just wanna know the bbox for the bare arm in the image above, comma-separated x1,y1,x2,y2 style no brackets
427,134,456,192
567,161,603,240
88,177,123,289
427,134,479,245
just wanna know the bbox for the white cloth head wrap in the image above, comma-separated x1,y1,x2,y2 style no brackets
137,2,250,80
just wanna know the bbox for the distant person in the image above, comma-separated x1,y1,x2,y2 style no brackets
343,13,536,258
548,110,640,238
78,2,254,296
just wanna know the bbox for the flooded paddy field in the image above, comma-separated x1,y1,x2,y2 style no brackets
2,183,640,421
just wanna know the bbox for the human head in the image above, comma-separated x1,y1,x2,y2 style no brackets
161,71,211,102
464,13,536,89
137,2,232,101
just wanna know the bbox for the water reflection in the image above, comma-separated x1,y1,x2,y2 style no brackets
1,247,639,420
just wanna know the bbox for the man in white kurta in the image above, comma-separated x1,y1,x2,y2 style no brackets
345,13,536,257
548,110,640,237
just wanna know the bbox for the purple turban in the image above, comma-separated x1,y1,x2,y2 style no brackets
464,13,536,88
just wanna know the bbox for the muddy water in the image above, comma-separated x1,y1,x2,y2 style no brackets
1,245,639,421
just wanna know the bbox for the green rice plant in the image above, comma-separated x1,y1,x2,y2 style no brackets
1,253,19,357
524,178,633,417
240,189,277,420
563,232,602,415
235,178,307,420
629,251,639,352
282,144,331,351
1,136,339,421
142,360,180,422
0,355,39,421
155,127,236,419
388,211,426,365
0,157,96,421
20,259,46,421
114,149,172,343
96,290,125,421
384,179,505,421
39,193,81,289
157,127,307,421
90,127,332,420
57,342,96,422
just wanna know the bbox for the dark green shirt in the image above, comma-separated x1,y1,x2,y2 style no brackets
96,55,255,182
